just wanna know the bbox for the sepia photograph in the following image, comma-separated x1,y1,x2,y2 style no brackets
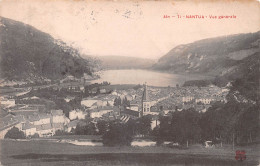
0,0,259,165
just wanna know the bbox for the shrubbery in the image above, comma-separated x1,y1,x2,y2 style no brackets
30,133,40,138
54,130,69,136
102,121,134,146
75,121,97,135
4,127,26,139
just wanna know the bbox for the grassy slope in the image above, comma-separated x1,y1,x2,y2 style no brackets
0,140,259,165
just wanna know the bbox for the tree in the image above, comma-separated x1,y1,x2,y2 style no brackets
156,109,201,146
97,120,109,135
31,133,40,138
102,121,134,146
75,121,97,135
68,97,82,109
234,105,259,144
199,103,226,142
122,97,130,107
4,127,26,139
136,116,152,136
114,97,121,106
54,129,68,136
114,98,118,106
54,99,72,118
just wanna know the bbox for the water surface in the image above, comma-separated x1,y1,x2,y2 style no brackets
91,70,212,87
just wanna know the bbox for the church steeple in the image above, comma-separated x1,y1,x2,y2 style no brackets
142,83,149,102
141,83,150,117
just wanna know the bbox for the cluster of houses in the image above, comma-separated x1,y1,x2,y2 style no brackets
182,95,225,105
0,82,230,139
0,97,15,108
0,109,71,138
154,85,229,112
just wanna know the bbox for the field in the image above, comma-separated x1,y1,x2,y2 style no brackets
0,139,259,166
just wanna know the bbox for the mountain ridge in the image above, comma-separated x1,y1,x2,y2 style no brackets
0,17,99,82
152,31,260,86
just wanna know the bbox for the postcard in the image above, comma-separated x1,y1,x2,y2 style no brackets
0,0,259,165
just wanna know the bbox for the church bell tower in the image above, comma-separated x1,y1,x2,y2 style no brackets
141,83,150,117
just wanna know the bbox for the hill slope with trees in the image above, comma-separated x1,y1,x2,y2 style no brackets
0,17,99,82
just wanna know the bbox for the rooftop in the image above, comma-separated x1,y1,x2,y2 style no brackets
51,110,63,116
35,124,52,131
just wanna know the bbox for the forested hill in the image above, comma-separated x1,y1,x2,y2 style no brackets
0,17,99,82
153,31,260,77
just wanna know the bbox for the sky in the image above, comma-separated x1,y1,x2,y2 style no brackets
0,0,259,59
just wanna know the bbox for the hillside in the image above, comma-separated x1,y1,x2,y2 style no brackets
0,17,99,82
153,31,260,77
153,32,260,102
98,56,156,70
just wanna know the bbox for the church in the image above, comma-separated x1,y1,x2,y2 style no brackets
121,83,156,118
140,83,151,117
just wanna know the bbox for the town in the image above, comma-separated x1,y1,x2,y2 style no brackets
0,75,229,139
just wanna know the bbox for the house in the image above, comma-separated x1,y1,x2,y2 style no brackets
52,123,64,133
8,105,44,114
77,111,88,120
121,109,139,118
102,112,118,121
37,113,51,125
95,100,107,107
69,86,80,92
22,122,37,137
36,124,53,137
125,95,133,101
51,110,66,124
106,100,114,106
64,96,75,103
148,106,160,115
126,102,139,112
81,99,98,108
0,98,15,108
60,75,75,83
195,98,215,104
182,96,194,103
14,115,26,124
100,89,106,94
89,106,114,118
80,86,84,91
69,109,88,120
28,114,40,125
69,110,78,120
111,91,118,96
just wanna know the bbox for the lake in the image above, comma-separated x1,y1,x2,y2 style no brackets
91,69,213,87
